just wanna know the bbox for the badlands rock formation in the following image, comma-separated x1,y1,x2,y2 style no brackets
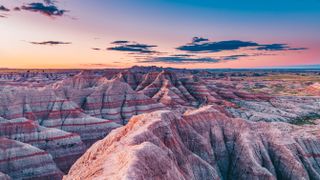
65,106,320,180
0,69,166,179
0,86,121,145
114,70,222,107
0,117,86,172
228,96,320,123
0,172,11,180
1,67,320,179
114,70,272,110
304,83,320,96
0,137,64,179
0,70,79,87
53,71,166,124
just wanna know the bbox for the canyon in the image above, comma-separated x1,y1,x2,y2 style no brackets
0,67,320,179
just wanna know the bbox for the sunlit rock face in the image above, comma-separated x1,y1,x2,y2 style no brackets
65,106,320,180
304,83,320,96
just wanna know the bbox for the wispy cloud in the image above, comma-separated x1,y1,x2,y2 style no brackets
21,2,67,17
108,40,158,54
191,37,209,43
13,7,21,11
43,0,57,5
177,37,308,53
141,55,219,63
111,40,130,44
220,54,249,61
0,5,10,12
139,53,253,64
29,41,71,45
256,44,308,51
107,37,307,64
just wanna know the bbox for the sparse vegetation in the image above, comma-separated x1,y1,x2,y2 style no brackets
292,113,320,125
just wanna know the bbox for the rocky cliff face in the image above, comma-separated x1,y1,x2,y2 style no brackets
65,106,320,180
0,86,121,146
0,70,166,179
0,172,11,180
228,96,320,123
0,117,86,173
53,72,166,124
0,137,64,179
2,67,320,180
114,70,223,107
113,70,272,110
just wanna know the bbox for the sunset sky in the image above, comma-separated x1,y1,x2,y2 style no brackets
0,0,319,69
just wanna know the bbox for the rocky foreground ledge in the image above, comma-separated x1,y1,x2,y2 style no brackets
65,106,320,180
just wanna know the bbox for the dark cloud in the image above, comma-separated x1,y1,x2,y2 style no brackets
177,37,307,53
256,44,308,51
85,63,106,67
43,0,57,5
192,37,209,43
108,41,157,54
178,39,259,53
221,54,249,61
140,53,253,64
172,54,193,57
91,48,101,51
111,40,130,44
0,5,10,12
288,47,308,51
141,54,219,63
14,7,21,11
21,3,67,17
29,41,71,45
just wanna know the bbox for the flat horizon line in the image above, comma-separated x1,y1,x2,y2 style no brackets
1,64,320,71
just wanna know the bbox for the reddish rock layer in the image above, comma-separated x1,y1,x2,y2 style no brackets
65,106,320,180
0,86,121,145
0,137,63,180
114,70,271,109
54,74,166,124
0,117,86,173
0,172,11,180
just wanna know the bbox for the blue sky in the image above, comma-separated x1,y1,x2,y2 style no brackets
0,0,319,68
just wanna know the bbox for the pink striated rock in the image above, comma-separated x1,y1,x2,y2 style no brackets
0,172,11,180
0,86,121,146
0,137,63,179
136,71,198,107
228,96,320,123
0,117,86,173
113,70,271,109
113,70,144,90
115,70,222,107
65,106,320,180
54,74,166,125
304,83,320,96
